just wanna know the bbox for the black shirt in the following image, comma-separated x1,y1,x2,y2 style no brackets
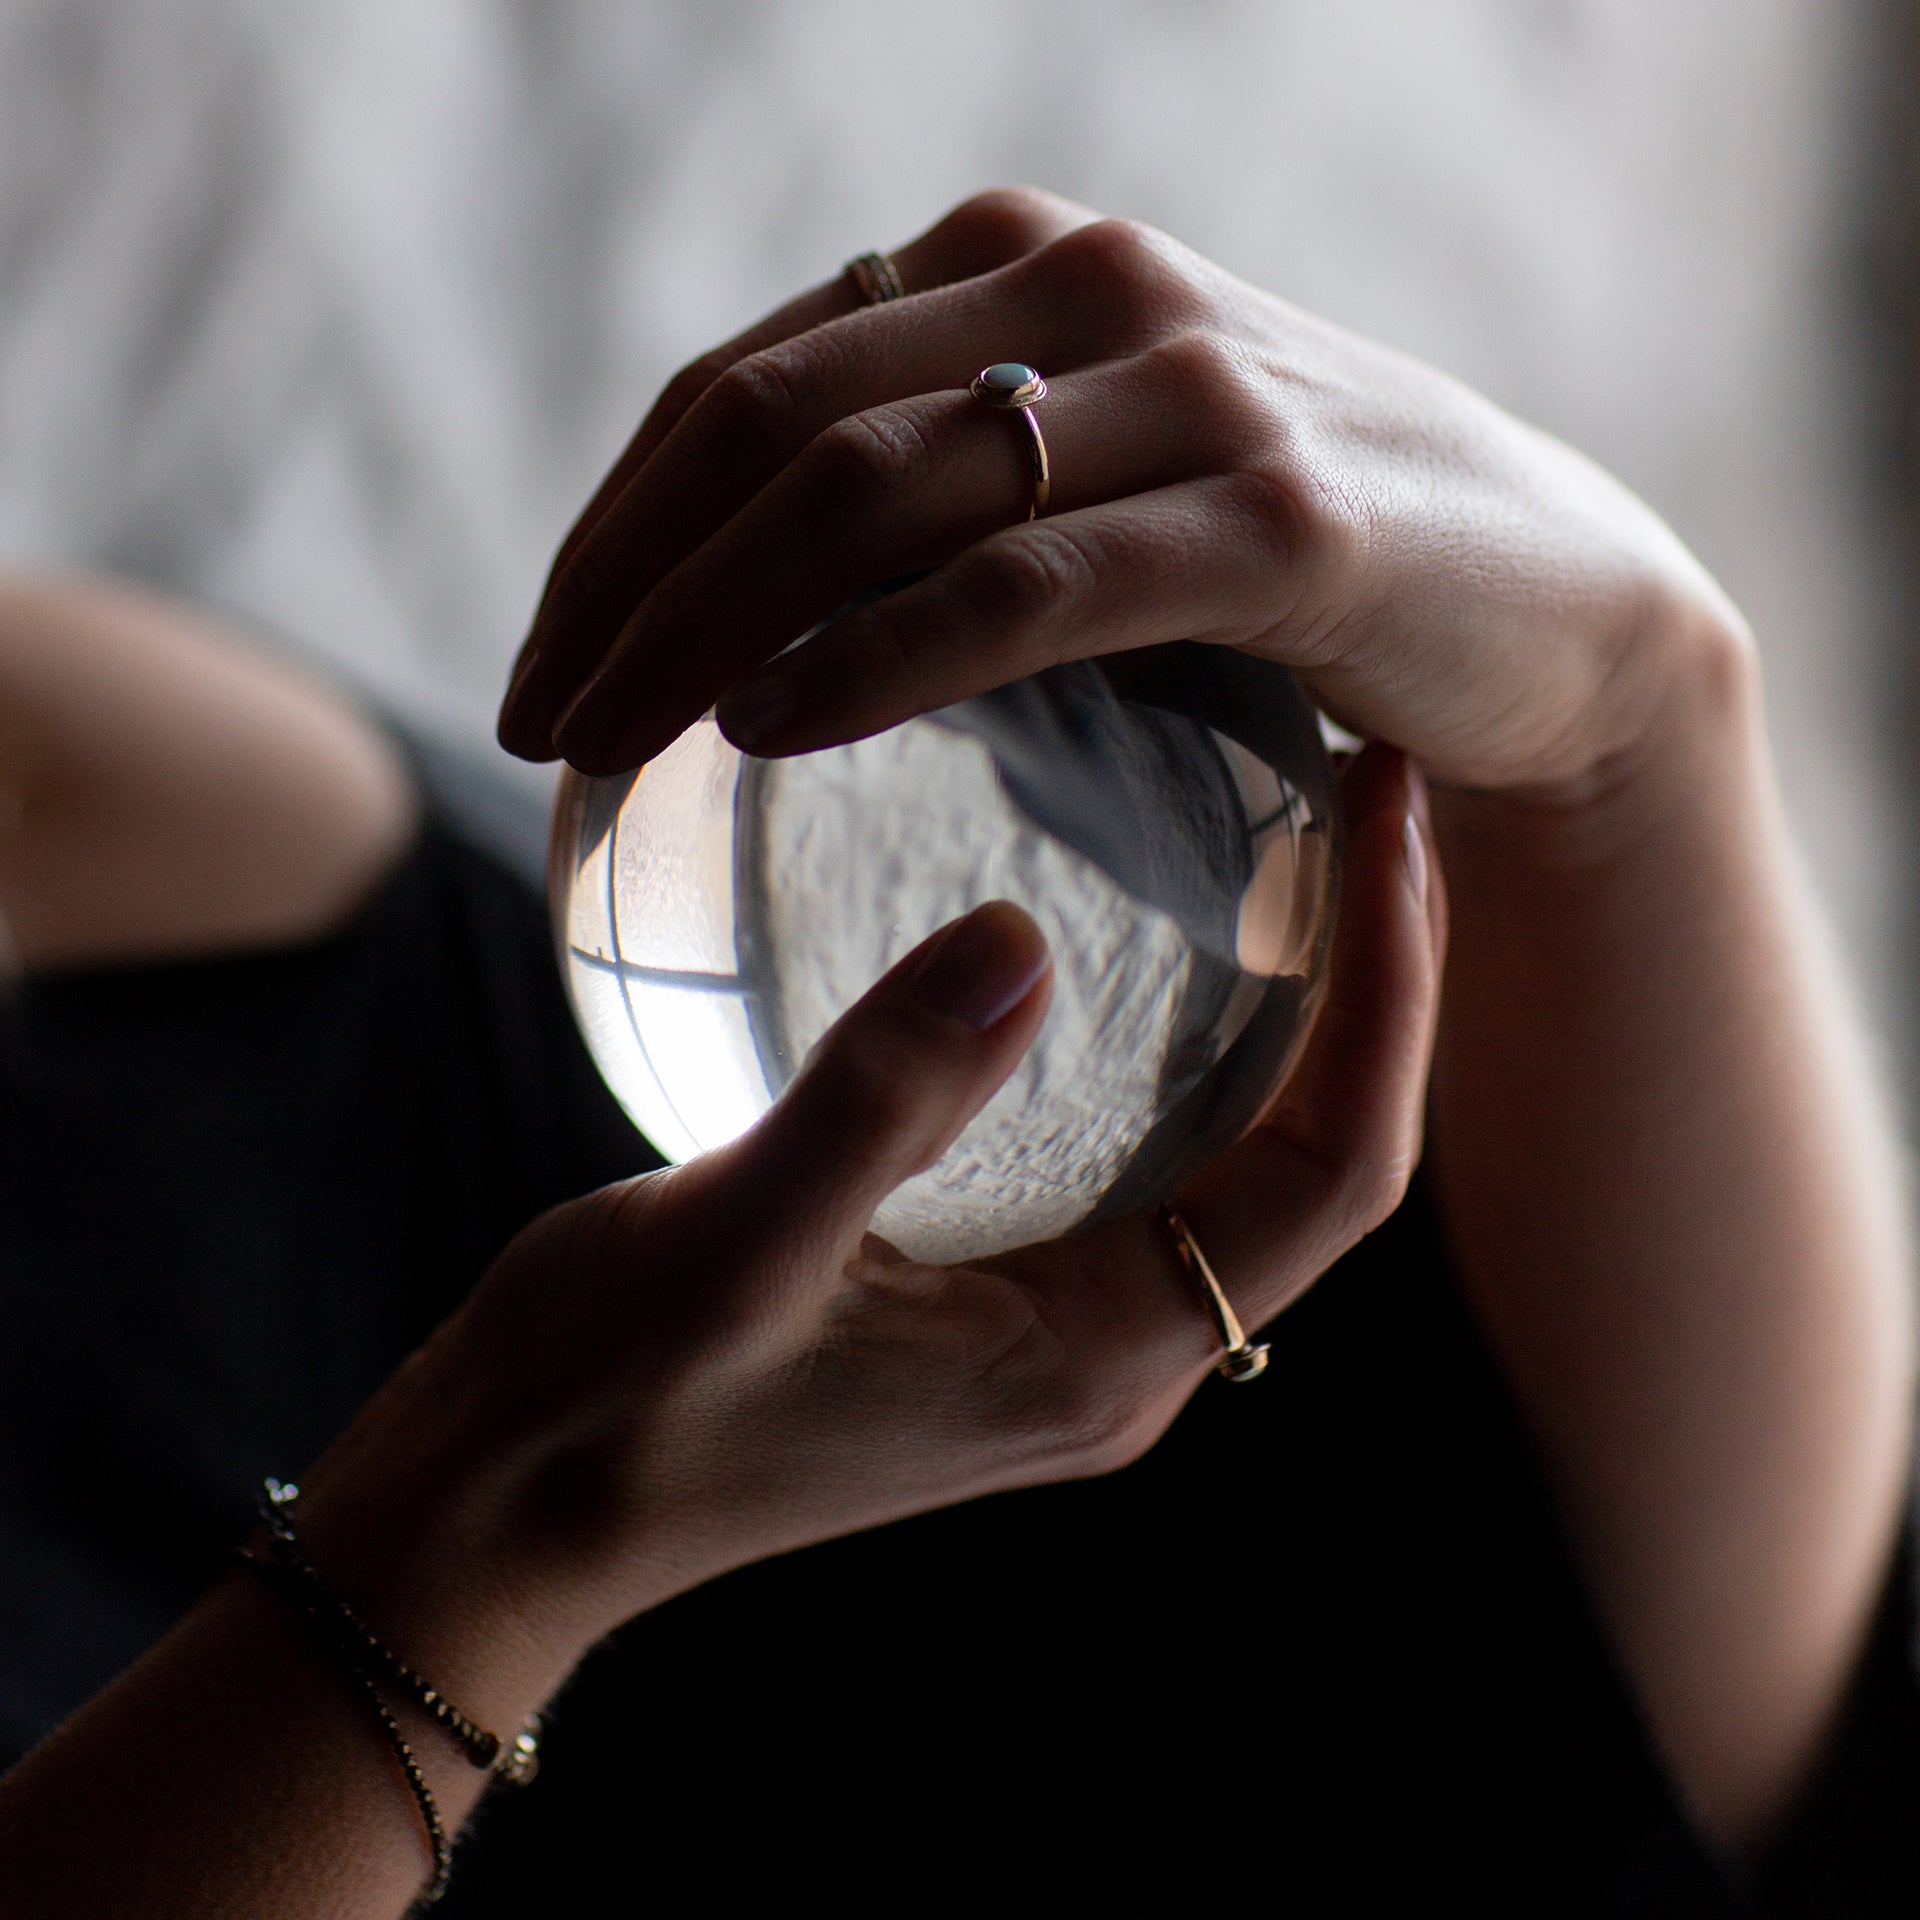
0,819,1913,1915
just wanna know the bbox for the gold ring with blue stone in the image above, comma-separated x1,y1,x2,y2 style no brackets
969,362,1051,521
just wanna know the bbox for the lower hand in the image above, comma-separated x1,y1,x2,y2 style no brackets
293,745,1441,1703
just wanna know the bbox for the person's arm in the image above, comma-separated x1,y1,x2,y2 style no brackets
0,749,1441,1918
496,185,1916,1853
0,1572,538,1919
1429,640,1913,1847
0,573,415,970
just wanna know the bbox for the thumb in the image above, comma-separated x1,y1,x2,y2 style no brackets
719,901,1053,1258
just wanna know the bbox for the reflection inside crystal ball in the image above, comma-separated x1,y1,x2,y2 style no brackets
550,643,1339,1264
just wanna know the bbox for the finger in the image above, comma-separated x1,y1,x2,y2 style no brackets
711,472,1316,762
546,189,1095,588
502,215,1220,762
709,901,1054,1279
552,342,1261,775
1175,744,1444,1324
500,187,1096,757
1000,744,1442,1388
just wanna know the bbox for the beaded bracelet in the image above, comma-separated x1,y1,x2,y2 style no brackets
234,1478,542,1909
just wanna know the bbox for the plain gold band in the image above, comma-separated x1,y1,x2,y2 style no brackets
1160,1205,1271,1383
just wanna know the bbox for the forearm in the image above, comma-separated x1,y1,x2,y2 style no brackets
0,1577,524,1919
1428,619,1915,1848
0,1350,582,1920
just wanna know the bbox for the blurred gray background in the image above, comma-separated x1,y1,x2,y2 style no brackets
1,0,1914,1082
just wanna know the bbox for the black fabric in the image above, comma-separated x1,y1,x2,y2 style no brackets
0,819,654,1750
0,821,1912,1915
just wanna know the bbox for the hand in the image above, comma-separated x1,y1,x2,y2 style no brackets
498,187,1745,798
293,746,1441,1689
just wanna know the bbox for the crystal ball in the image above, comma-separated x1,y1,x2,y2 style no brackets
549,642,1339,1264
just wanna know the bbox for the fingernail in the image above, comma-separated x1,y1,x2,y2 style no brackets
1403,808,1429,907
1407,760,1432,835
913,902,1051,1031
717,673,795,750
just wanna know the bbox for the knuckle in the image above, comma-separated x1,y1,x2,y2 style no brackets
804,407,934,511
1329,1140,1417,1242
1043,1373,1152,1471
849,1073,926,1155
1038,217,1202,334
1053,215,1158,281
524,1167,677,1280
1229,457,1363,581
804,1022,927,1150
935,184,1080,264
966,524,1099,631
658,344,737,423
701,343,813,445
542,525,630,632
1149,332,1264,444
824,592,917,697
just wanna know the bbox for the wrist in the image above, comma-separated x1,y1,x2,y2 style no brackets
276,1317,674,1741
1436,586,1766,878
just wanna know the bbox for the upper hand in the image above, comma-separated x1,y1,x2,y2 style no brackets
499,186,1745,798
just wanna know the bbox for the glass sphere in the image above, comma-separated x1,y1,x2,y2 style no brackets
549,643,1339,1264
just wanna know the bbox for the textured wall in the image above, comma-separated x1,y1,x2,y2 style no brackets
0,0,1907,1052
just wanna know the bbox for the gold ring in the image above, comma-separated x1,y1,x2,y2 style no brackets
969,362,1051,521
846,250,906,306
1159,1205,1270,1383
